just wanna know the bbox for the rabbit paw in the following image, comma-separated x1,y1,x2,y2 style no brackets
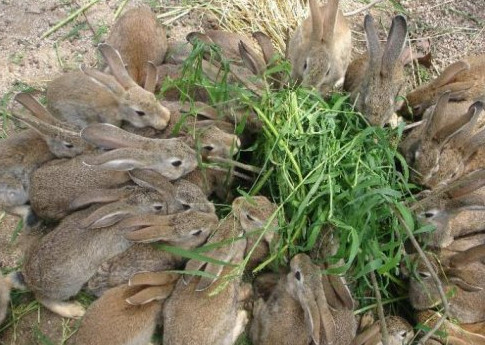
40,299,86,319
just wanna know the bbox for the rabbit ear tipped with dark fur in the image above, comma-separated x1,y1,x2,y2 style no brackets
381,15,408,75
364,15,380,67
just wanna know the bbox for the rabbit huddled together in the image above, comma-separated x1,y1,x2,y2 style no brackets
1,1,485,345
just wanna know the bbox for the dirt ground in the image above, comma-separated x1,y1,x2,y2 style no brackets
0,0,483,344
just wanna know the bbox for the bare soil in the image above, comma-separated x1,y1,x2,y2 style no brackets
0,0,483,343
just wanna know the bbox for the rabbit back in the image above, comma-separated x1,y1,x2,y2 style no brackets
107,5,167,86
87,243,183,296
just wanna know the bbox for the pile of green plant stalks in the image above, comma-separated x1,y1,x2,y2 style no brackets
161,43,432,312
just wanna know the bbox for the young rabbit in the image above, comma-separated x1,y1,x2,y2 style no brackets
21,177,181,318
13,93,89,158
80,123,198,180
418,204,485,250
409,95,485,188
0,129,54,228
287,0,352,95
162,196,276,345
69,272,178,345
415,310,485,345
46,43,170,130
351,315,414,345
343,15,408,126
250,253,357,345
87,208,218,296
400,54,485,119
107,5,167,86
404,245,485,324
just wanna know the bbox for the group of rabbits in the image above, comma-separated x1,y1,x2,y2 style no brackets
0,0,484,344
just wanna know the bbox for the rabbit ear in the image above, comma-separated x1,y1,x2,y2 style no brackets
126,285,175,305
69,188,132,211
178,101,219,120
349,322,381,345
129,271,179,286
325,274,355,310
253,31,276,65
448,101,484,151
83,148,150,171
446,272,483,292
81,123,148,149
381,15,407,76
449,244,485,268
80,202,135,229
434,99,476,142
98,43,137,89
81,65,126,98
309,0,323,42
186,31,214,46
447,169,485,199
431,60,470,89
129,169,176,198
364,15,381,68
239,40,265,75
423,91,451,140
144,61,158,93
14,93,62,125
321,0,338,42
11,110,80,141
442,81,475,102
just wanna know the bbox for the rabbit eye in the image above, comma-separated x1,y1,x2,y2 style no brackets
295,271,301,281
63,141,74,149
153,204,164,211
182,203,191,210
203,145,214,152
246,213,255,222
171,160,182,167
325,67,330,76
191,229,203,236
303,59,308,71
136,110,146,117
418,271,431,279
399,331,408,338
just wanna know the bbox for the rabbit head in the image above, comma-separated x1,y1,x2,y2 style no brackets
121,210,218,248
173,178,215,213
81,123,198,180
351,315,414,345
0,171,29,208
404,247,485,323
412,97,485,188
13,92,88,158
106,5,167,86
287,0,352,95
400,54,485,119
84,43,170,130
346,15,408,126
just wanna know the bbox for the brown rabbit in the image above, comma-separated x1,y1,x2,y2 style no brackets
69,272,178,345
250,253,357,345
107,5,167,86
22,177,179,318
400,54,485,119
287,0,352,95
404,245,485,324
163,196,276,345
0,129,54,228
87,209,218,296
80,123,198,180
343,15,408,126
351,315,414,345
415,310,485,345
13,93,89,158
0,272,25,325
47,44,170,130
408,96,485,188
